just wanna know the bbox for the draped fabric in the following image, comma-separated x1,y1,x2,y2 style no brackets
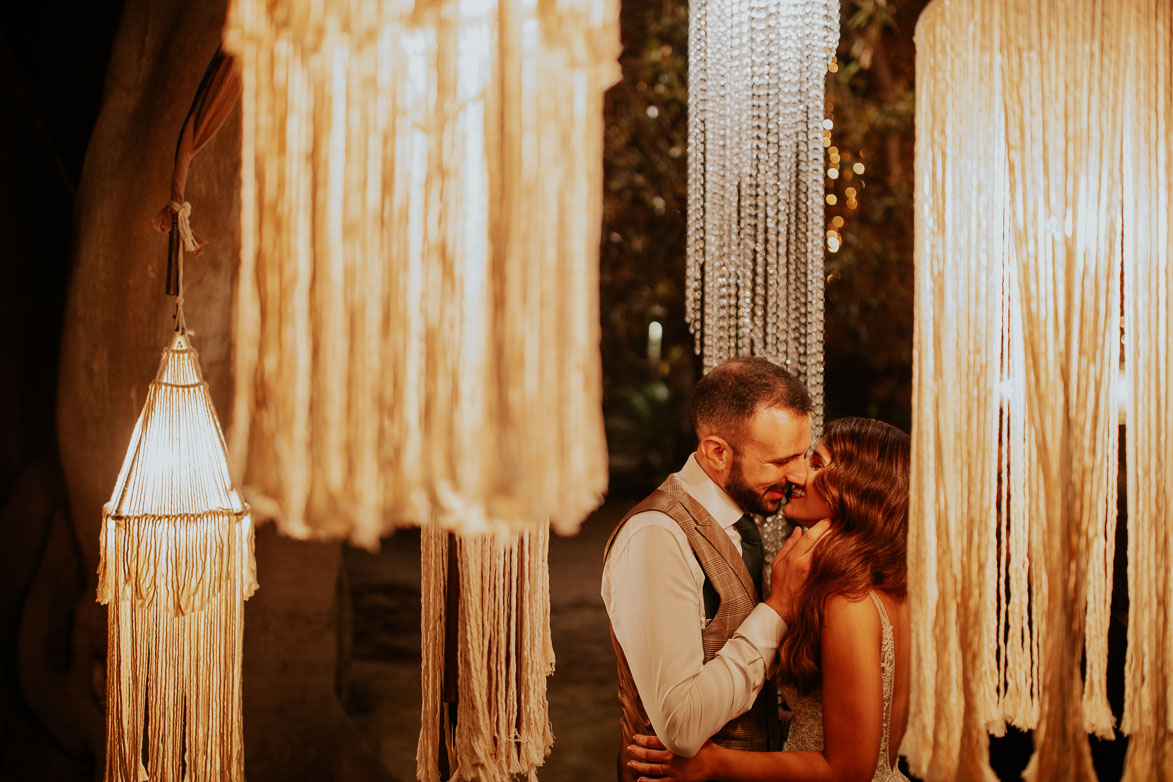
223,0,618,547
99,332,258,782
151,49,242,288
907,1,1172,779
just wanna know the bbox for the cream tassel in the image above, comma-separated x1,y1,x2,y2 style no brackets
904,2,1007,777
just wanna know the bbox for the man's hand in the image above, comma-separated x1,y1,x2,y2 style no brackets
764,519,831,623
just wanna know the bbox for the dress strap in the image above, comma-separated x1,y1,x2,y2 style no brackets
867,590,892,629
867,590,899,774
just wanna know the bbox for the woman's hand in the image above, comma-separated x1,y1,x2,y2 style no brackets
627,735,719,782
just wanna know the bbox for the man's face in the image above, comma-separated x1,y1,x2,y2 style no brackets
722,407,812,517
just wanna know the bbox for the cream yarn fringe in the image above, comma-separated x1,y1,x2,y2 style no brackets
223,0,618,547
98,332,258,782
909,0,1171,779
1121,1,1173,777
418,526,555,782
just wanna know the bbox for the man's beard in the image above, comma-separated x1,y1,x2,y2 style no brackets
724,453,787,517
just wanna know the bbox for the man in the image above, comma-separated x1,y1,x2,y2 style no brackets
601,356,829,780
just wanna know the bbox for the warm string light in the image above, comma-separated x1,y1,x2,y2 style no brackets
822,60,866,256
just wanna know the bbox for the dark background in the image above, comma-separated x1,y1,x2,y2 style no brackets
0,1,1130,780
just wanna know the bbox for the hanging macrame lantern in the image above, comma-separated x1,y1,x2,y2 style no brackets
223,0,618,546
97,47,254,782
99,330,258,782
907,0,1172,779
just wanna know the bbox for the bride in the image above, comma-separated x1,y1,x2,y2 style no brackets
628,417,911,782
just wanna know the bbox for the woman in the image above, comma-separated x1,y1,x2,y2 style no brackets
629,417,911,782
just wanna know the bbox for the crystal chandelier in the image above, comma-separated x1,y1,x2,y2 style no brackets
687,0,838,561
685,0,838,431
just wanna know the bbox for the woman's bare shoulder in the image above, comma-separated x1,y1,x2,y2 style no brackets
823,592,882,633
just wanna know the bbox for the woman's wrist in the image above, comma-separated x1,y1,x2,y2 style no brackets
706,742,732,778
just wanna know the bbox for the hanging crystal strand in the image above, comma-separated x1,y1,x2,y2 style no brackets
734,0,754,355
749,0,769,354
805,2,833,430
782,0,805,372
715,0,736,365
686,0,707,349
699,0,722,371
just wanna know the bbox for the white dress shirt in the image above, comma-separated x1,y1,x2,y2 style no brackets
601,454,787,758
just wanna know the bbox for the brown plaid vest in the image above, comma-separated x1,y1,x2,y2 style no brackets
605,474,775,781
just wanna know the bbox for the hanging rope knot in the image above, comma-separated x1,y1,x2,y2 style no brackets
170,200,201,253
152,200,207,254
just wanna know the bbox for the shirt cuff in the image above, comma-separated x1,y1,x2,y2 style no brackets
732,602,788,663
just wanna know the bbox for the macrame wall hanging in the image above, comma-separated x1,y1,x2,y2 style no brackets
98,49,254,782
906,1,1171,780
687,0,837,557
222,2,619,780
223,0,616,545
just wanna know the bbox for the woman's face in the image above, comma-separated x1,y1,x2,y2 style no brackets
782,441,835,526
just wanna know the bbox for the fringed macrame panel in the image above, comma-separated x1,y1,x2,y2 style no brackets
1002,2,1124,778
904,3,1009,778
685,0,836,409
99,332,258,782
223,0,618,546
906,1,1156,779
1121,2,1173,777
418,527,555,782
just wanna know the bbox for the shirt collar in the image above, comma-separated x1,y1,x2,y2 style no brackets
677,453,746,530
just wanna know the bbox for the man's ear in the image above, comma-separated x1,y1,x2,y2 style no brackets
697,434,733,471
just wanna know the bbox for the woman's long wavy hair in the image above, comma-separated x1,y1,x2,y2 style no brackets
776,417,911,694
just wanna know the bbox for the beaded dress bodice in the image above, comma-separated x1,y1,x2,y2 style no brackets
778,592,908,781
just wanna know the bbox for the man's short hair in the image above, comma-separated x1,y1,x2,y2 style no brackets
691,356,813,444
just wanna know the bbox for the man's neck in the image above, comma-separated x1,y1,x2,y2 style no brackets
693,453,731,501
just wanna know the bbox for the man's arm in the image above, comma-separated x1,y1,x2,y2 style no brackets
603,515,785,757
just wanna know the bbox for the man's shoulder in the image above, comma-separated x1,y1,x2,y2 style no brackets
605,507,689,563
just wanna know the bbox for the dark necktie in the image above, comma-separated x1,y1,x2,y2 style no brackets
734,513,764,598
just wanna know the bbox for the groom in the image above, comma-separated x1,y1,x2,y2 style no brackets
601,356,828,780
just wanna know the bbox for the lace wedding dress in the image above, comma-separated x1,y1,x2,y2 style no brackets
778,592,909,781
